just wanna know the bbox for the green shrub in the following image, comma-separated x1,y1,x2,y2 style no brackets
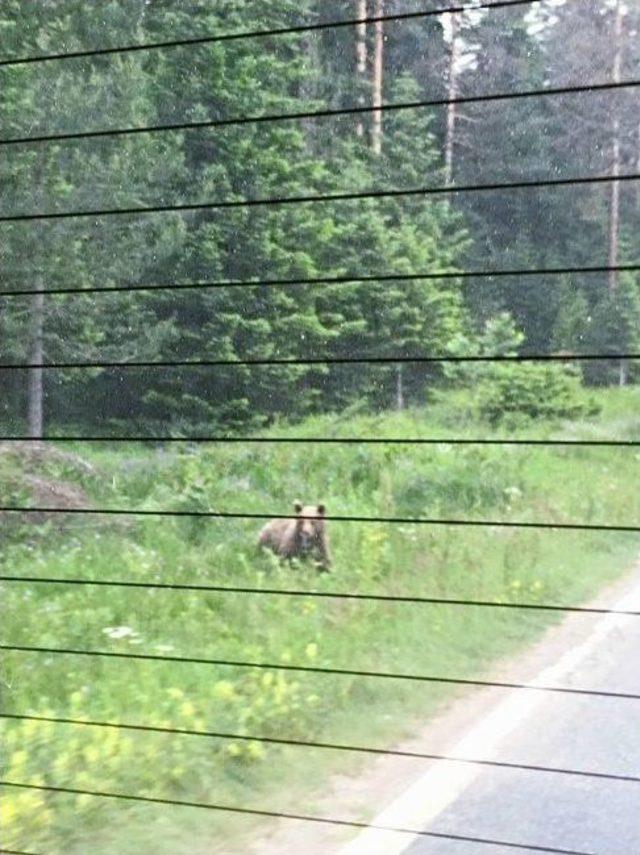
476,363,599,425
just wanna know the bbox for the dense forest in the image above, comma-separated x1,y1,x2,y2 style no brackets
1,0,639,435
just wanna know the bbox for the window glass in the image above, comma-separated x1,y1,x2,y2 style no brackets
1,2,639,853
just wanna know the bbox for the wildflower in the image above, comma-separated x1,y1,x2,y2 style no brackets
9,750,27,773
305,642,318,660
504,486,522,500
246,741,265,760
167,687,184,700
102,626,138,640
214,680,236,701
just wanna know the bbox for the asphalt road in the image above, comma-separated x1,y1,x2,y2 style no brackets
403,609,640,854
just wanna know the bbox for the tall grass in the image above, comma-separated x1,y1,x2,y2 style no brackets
1,389,639,853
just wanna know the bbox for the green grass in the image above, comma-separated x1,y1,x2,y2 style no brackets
1,388,639,853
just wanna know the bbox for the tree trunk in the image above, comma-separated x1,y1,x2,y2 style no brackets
28,281,45,438
619,359,628,387
636,119,640,213
395,364,404,411
356,0,368,138
607,0,624,294
299,30,319,142
372,0,384,155
608,131,620,290
444,12,461,184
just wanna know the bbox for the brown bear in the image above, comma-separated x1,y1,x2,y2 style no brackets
258,501,331,571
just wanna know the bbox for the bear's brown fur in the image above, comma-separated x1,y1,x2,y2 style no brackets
258,501,331,571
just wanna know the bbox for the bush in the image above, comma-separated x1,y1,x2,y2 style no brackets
476,363,599,426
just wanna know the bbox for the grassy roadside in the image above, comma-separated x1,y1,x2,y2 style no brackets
1,388,639,853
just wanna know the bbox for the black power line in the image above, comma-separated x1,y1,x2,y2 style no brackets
2,173,639,223
0,850,43,855
3,78,637,148
2,712,638,785
0,0,549,69
2,643,640,700
0,781,594,853
1,352,638,373
0,507,637,533
1,574,637,617
0,436,636,447
0,263,638,300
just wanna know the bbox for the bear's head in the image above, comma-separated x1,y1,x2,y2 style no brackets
293,500,326,553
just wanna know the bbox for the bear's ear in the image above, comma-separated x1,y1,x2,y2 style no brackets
293,500,303,514
316,503,326,516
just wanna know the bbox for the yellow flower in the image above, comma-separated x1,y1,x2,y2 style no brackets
214,680,237,701
2,798,17,829
246,741,265,760
103,729,121,752
180,701,195,718
84,744,102,764
167,687,184,700
305,643,318,660
23,718,43,739
9,750,28,773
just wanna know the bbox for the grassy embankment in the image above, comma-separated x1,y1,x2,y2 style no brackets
1,388,639,853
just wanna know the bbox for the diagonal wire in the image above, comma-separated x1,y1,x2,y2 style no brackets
2,172,639,223
0,507,638,533
0,0,550,69
1,712,638,785
0,263,638,300
0,850,43,855
2,644,640,700
0,352,639,372
2,78,638,148
0,781,596,853
0,436,637,447
1,575,638,617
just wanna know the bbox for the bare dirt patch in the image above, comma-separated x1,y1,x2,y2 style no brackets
22,474,91,510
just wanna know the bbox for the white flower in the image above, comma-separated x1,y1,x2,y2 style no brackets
102,625,138,640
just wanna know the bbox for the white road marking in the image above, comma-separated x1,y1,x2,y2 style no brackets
338,573,640,855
